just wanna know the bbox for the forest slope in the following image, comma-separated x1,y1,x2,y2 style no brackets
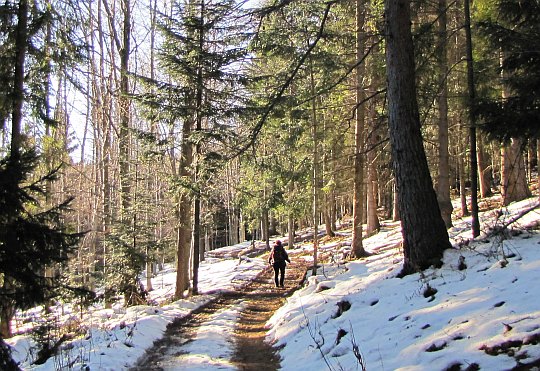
7,196,540,370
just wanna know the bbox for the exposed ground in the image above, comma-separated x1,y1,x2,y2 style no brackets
130,252,309,370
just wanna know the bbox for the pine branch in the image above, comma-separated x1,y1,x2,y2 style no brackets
231,0,338,160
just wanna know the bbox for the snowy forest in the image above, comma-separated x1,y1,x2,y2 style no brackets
1,0,540,369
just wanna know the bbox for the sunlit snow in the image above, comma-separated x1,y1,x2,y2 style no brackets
7,197,540,370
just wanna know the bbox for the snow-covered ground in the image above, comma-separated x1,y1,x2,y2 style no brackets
8,242,267,370
7,196,540,370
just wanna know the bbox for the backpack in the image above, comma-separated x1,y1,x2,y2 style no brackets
272,245,287,264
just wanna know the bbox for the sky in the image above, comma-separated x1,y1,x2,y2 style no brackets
7,195,540,370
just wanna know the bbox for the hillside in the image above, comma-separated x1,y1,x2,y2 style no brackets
7,196,540,370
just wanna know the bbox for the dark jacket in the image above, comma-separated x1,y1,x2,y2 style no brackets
269,243,290,266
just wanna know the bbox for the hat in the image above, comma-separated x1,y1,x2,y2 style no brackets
275,240,282,245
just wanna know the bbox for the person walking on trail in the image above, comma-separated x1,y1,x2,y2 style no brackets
268,240,290,288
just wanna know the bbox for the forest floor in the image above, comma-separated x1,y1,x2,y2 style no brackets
130,250,310,371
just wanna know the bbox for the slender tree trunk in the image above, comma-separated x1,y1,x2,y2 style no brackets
537,139,540,202
385,0,451,274
464,0,480,237
366,102,380,235
458,130,469,216
309,57,319,275
477,136,493,198
119,0,132,216
288,212,295,249
392,181,399,221
352,0,368,258
436,0,453,229
322,125,335,238
191,0,206,296
262,209,270,249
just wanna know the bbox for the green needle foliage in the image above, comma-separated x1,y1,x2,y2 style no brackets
476,0,540,141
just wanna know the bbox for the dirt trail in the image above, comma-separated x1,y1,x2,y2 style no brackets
131,254,309,371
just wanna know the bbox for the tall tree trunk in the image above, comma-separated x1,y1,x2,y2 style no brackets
458,123,470,216
309,57,319,275
392,181,399,221
352,0,368,258
145,0,158,293
436,0,453,229
10,0,28,159
384,0,451,274
366,102,380,235
1,0,29,339
191,0,206,296
322,119,335,238
464,0,480,237
288,212,295,249
262,209,270,249
499,55,531,205
119,0,132,216
174,112,194,298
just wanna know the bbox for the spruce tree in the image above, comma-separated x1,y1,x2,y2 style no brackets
137,0,251,297
0,150,91,363
477,0,540,140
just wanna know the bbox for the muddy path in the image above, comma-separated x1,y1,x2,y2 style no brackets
131,254,309,371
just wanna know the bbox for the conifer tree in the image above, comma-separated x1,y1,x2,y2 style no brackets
0,151,91,359
0,0,89,364
137,0,250,297
385,0,452,274
477,0,540,140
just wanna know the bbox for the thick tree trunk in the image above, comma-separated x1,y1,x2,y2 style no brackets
2,0,29,338
174,114,194,298
323,205,335,237
175,196,192,298
501,139,531,205
385,0,451,274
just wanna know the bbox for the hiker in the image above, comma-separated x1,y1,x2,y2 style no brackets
268,240,291,288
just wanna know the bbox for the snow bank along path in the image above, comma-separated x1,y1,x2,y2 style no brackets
130,253,309,370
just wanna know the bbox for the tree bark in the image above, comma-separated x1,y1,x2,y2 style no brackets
384,0,451,274
352,0,368,258
464,0,480,237
309,57,319,275
2,0,29,338
366,102,380,235
436,0,453,229
10,0,28,159
501,138,531,205
458,124,469,216
174,112,194,298
477,136,493,198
